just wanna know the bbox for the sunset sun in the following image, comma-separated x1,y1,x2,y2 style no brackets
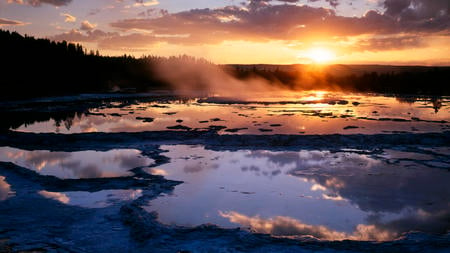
305,48,335,64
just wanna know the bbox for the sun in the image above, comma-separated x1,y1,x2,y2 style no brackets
305,48,335,64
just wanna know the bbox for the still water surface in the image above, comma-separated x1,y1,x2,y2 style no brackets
144,145,450,241
0,147,153,179
1,91,449,242
11,92,449,135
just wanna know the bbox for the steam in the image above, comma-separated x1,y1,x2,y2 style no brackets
151,58,349,99
152,59,286,99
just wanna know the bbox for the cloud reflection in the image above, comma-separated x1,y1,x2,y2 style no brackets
220,209,450,241
248,149,450,213
5,150,71,171
145,145,450,240
0,176,13,201
219,211,395,241
38,189,144,208
38,190,70,204
0,147,153,179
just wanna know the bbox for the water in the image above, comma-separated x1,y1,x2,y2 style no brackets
38,189,143,208
144,145,450,240
1,144,448,240
1,92,449,246
0,147,150,208
0,147,153,179
9,92,449,135
0,176,13,201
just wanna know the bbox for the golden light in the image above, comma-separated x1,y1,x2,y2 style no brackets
304,48,335,64
302,91,328,101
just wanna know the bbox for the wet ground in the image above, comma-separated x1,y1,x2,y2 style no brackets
0,92,449,252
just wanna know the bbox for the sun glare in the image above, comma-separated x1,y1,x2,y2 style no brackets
305,48,335,64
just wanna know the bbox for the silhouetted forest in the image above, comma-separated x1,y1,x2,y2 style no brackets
1,29,210,99
231,65,450,94
1,29,449,99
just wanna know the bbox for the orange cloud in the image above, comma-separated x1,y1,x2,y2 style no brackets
46,0,449,63
38,190,70,204
219,211,396,241
109,1,449,45
0,17,29,26
7,0,72,7
61,13,76,23
80,20,96,31
0,176,13,201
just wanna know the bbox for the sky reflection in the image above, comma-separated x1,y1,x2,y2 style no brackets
145,145,450,241
0,176,14,201
38,189,143,208
0,147,153,179
11,92,450,135
219,211,395,241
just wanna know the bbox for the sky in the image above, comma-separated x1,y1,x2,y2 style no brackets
0,0,449,65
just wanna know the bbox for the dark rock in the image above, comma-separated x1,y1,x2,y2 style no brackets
136,117,154,123
166,125,191,131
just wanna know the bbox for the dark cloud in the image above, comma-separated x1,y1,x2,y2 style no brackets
108,0,449,48
60,159,102,178
383,0,411,17
23,151,72,169
87,8,101,16
111,153,150,169
248,149,450,213
110,5,341,43
382,0,450,32
0,17,28,26
137,8,169,18
308,0,340,8
368,209,450,237
50,29,119,43
353,34,426,51
8,0,72,7
183,163,204,173
301,165,450,213
384,0,449,20
246,0,271,10
49,29,89,42
44,0,448,52
78,164,102,178
49,29,120,46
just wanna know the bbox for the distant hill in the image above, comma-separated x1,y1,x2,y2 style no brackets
228,64,450,94
228,64,447,76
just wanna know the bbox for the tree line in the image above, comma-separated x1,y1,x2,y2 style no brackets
0,29,211,98
1,29,449,99
231,65,450,95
